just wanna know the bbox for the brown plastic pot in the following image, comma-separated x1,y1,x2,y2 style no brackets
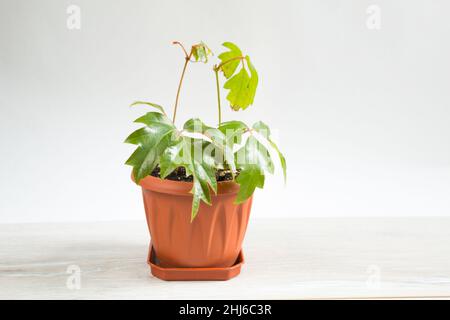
136,174,253,268
147,244,244,281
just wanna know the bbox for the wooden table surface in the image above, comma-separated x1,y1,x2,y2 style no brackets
1,218,450,299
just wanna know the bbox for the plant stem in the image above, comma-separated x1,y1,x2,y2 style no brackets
215,56,245,71
214,68,222,125
173,54,191,123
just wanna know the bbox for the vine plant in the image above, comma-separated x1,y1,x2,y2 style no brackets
125,41,286,221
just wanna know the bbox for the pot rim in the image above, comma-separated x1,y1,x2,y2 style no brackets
132,173,240,196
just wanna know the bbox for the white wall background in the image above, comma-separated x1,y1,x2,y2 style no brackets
1,0,449,223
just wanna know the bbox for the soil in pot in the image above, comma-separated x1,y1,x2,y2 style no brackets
150,166,236,182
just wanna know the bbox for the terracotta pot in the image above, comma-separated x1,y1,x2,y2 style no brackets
137,174,253,268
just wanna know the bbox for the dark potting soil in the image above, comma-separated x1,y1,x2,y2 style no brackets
151,166,236,182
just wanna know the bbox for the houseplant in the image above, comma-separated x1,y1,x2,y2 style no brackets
125,41,286,279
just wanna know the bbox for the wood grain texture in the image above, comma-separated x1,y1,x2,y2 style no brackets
1,218,450,299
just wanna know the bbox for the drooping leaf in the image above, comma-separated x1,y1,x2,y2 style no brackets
244,135,274,174
244,56,258,107
224,68,250,111
218,42,242,79
225,121,286,203
217,42,258,111
157,128,219,221
177,135,218,221
130,101,167,116
223,55,258,111
235,164,265,204
268,140,287,183
252,121,287,182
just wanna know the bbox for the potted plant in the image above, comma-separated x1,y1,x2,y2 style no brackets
125,41,286,280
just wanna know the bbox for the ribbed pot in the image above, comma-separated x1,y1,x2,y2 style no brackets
137,175,253,268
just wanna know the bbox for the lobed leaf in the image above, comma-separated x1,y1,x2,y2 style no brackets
218,42,242,79
125,112,177,183
222,56,258,111
218,42,258,111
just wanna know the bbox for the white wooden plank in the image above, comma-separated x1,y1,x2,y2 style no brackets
1,218,450,299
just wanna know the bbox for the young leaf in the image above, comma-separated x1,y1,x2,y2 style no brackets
192,42,212,63
218,42,242,79
130,101,167,116
134,112,173,127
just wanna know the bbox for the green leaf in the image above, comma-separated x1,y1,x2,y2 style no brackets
218,42,242,79
235,165,265,204
269,140,287,183
192,42,212,63
227,121,286,203
124,127,153,145
158,139,183,178
157,132,219,221
252,121,271,135
177,136,217,221
224,68,249,111
125,112,177,183
134,112,173,127
184,118,225,145
218,120,248,133
218,120,248,151
183,118,236,173
252,121,287,182
126,135,169,182
244,135,274,174
130,101,167,116
244,56,258,107
217,42,258,111
223,55,258,111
